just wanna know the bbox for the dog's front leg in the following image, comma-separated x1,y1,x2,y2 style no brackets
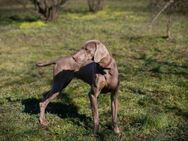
89,88,100,134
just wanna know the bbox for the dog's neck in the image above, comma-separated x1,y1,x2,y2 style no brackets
72,56,93,70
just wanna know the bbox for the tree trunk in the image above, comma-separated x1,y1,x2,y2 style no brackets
34,0,67,21
87,0,104,12
166,12,172,39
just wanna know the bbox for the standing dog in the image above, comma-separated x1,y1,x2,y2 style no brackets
36,40,120,134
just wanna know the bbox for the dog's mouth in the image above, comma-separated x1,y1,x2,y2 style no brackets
72,56,85,68
91,56,94,61
72,56,77,62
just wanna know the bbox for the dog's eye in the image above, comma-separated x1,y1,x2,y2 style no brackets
85,48,90,53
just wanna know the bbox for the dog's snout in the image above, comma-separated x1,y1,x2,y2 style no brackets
72,49,86,62
72,53,80,61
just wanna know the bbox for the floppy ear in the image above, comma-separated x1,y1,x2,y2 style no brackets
94,43,109,63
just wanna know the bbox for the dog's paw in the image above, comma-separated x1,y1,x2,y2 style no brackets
39,119,48,127
113,126,121,135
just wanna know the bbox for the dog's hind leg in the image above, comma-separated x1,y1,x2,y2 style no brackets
39,89,59,127
39,70,74,127
111,85,121,134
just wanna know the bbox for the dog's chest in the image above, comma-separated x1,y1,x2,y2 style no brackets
75,62,111,85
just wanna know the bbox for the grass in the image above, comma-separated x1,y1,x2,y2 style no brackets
0,0,188,140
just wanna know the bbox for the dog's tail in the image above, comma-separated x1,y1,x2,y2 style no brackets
36,61,56,67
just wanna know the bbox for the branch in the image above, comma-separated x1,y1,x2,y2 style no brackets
151,0,174,25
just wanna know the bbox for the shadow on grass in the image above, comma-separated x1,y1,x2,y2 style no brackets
123,35,171,41
21,92,92,130
165,106,188,120
0,5,90,26
0,8,39,26
95,129,123,141
21,92,122,140
132,53,188,77
60,8,90,14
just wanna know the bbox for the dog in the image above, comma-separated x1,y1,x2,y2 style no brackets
36,40,120,134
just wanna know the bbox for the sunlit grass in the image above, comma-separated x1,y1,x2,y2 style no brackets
19,20,45,29
0,0,187,140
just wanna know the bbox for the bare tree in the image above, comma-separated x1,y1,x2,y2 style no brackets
34,0,68,21
34,0,105,21
150,0,188,39
151,0,174,38
87,0,104,12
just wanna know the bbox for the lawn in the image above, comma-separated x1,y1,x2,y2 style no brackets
0,0,187,140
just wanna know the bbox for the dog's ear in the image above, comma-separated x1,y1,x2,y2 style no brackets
94,42,109,63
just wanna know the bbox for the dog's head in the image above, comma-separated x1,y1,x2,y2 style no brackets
72,40,109,66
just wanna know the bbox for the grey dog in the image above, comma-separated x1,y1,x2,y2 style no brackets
36,40,120,134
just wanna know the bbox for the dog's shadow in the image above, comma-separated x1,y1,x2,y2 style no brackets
21,92,92,130
22,93,122,141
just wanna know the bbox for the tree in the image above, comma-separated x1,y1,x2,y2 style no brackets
34,0,68,21
150,0,174,39
87,0,104,12
33,0,105,21
150,0,188,38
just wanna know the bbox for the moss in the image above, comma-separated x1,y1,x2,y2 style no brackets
19,21,45,29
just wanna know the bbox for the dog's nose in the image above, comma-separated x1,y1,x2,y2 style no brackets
72,52,81,62
72,55,79,62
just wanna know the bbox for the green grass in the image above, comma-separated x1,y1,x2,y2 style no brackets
0,0,188,140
